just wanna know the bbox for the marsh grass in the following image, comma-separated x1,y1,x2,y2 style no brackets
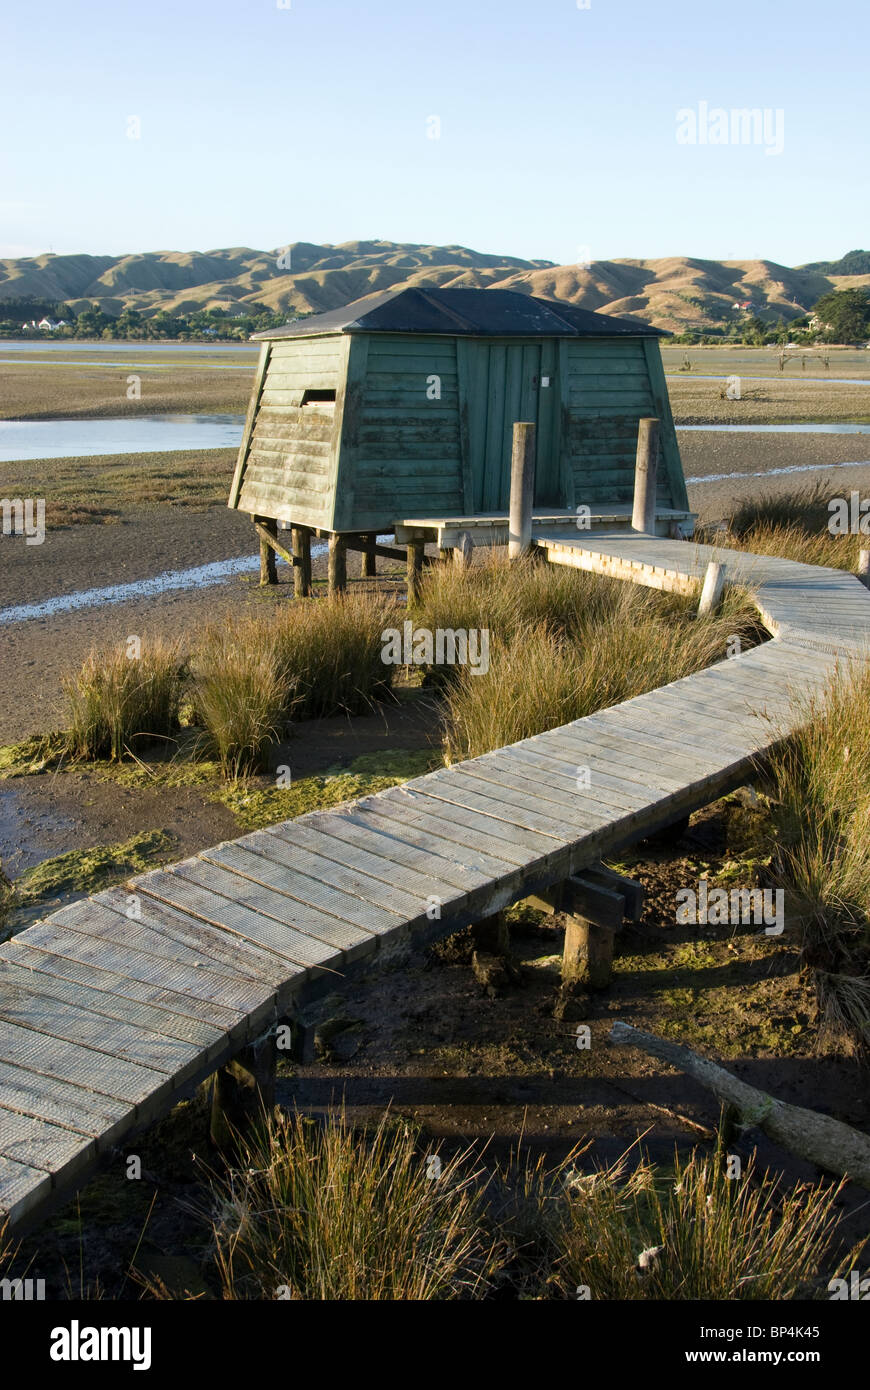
194,1109,500,1300
192,618,294,779
493,1136,850,1301
62,639,187,761
272,591,400,718
136,1115,853,1301
767,663,870,1047
699,484,863,571
434,556,762,762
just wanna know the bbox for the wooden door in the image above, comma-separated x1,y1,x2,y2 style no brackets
460,340,561,512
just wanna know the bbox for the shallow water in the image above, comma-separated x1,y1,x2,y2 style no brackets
0,339,258,355
0,554,274,624
0,413,245,462
667,374,870,387
685,459,870,486
678,423,870,434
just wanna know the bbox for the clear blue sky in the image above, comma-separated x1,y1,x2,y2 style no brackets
2,0,866,267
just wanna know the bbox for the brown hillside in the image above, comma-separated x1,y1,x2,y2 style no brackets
0,240,862,332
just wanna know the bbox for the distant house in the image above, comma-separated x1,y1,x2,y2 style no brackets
36,317,67,331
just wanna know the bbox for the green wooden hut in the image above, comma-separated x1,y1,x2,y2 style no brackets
228,286,691,553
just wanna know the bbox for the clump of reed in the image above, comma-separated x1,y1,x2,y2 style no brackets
272,591,400,718
538,1140,847,1300
698,483,863,571
434,555,761,762
62,638,187,761
192,618,294,779
196,1110,499,1300
139,1113,854,1301
766,662,870,1049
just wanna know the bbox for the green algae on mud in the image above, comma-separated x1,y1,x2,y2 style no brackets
12,829,174,907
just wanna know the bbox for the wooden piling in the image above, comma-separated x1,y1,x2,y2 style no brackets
631,417,660,534
257,517,278,586
859,550,870,588
210,1033,276,1150
407,537,424,604
454,530,474,569
361,533,377,579
328,532,347,595
562,915,615,991
560,874,625,992
292,524,313,597
698,559,726,615
508,421,536,560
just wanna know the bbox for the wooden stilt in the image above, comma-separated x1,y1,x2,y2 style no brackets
292,524,312,597
361,533,377,578
470,910,520,995
210,1032,276,1150
257,517,278,586
562,915,615,991
454,531,474,569
560,873,625,992
407,537,424,604
328,532,347,595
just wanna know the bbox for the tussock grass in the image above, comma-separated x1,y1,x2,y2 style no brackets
62,639,187,761
192,619,293,779
138,1116,853,1301
435,556,761,762
699,484,863,571
272,592,399,718
542,1141,846,1300
767,663,870,1047
195,1110,499,1300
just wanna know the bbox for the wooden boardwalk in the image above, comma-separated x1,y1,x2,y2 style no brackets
1,531,868,1231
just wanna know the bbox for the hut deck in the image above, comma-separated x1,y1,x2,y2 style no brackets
2,532,868,1231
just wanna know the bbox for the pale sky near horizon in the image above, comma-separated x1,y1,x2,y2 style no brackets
1,0,866,268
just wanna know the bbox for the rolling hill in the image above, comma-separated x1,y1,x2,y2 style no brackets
1,240,867,333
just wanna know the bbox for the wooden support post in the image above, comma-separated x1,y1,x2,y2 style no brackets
328,532,347,595
859,550,870,588
698,559,726,616
407,537,425,605
257,516,278,586
560,874,625,993
454,530,474,569
631,417,660,534
361,533,377,579
292,524,312,597
562,915,616,991
508,421,536,560
210,1032,276,1150
469,910,520,995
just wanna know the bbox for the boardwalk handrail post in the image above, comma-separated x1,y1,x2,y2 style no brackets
508,421,536,560
698,559,726,615
631,417,660,534
859,549,870,588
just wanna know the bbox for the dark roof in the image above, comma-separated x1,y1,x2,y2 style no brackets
253,286,665,340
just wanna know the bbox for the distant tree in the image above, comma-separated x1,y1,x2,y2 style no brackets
811,288,870,342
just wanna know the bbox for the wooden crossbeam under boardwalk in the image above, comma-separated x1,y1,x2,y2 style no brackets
1,534,868,1232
